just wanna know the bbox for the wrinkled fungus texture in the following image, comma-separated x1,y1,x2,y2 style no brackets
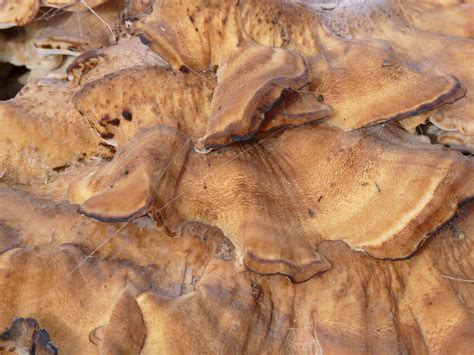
0,0,473,353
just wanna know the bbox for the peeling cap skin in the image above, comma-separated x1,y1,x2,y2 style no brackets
34,2,122,56
0,0,39,28
69,124,474,282
0,79,105,185
133,0,466,152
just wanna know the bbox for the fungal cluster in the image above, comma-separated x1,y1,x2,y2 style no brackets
0,0,473,353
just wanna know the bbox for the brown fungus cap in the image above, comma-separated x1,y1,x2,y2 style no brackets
1,186,473,352
133,0,466,152
69,36,328,150
34,2,122,56
1,1,474,352
69,123,474,282
306,35,466,131
0,245,149,354
374,22,474,140
132,208,474,354
72,63,214,147
66,36,165,85
0,0,39,28
69,126,189,221
194,44,310,152
317,0,474,147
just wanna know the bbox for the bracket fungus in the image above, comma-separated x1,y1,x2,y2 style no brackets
69,123,474,281
1,0,474,353
133,0,466,152
318,0,474,151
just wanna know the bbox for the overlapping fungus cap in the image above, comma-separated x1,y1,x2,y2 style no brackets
133,0,466,153
0,0,112,29
0,185,473,352
428,127,474,154
315,0,474,149
392,0,474,38
68,36,328,150
69,122,474,282
0,245,149,353
1,0,474,353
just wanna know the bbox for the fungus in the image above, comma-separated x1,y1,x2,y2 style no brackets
390,0,474,38
34,2,122,56
318,0,474,149
0,245,149,354
133,0,465,152
0,187,473,352
1,0,474,352
69,126,189,221
194,43,310,152
0,79,105,184
374,22,474,145
434,130,474,155
69,123,474,281
0,24,65,84
0,0,39,28
70,36,328,150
